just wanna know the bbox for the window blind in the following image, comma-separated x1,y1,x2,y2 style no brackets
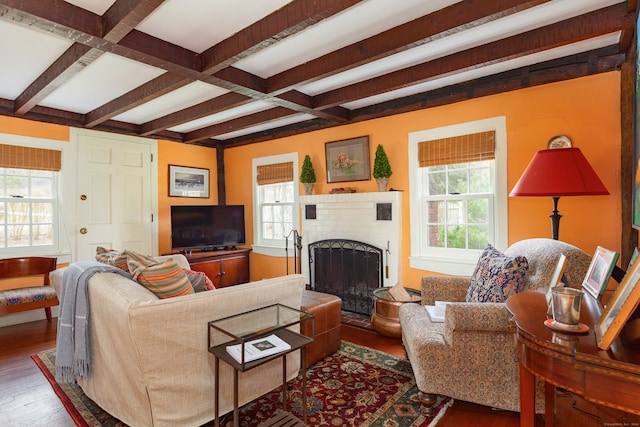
418,130,495,167
0,144,62,171
256,161,294,185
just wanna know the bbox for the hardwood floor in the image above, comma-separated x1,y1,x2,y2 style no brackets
1,319,639,426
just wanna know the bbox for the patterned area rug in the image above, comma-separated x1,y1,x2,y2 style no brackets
32,341,453,427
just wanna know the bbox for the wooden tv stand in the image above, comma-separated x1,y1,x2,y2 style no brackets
184,248,250,288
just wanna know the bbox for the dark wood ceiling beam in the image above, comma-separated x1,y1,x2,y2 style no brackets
200,0,364,74
139,92,251,136
1,0,351,124
221,47,624,147
14,44,95,115
0,0,101,36
313,3,635,109
11,0,164,116
102,0,164,42
85,73,192,127
184,107,296,143
266,0,552,94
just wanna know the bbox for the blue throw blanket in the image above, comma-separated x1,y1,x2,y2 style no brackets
55,261,131,382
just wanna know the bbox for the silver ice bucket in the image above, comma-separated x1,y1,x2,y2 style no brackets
551,287,583,329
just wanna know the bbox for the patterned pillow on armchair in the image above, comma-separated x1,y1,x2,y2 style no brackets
466,244,529,303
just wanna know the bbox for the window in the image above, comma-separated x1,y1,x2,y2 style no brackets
0,144,61,254
0,168,57,249
409,117,507,275
252,153,299,256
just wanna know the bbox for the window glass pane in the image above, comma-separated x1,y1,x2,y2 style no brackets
428,225,444,247
262,222,273,239
31,177,54,198
446,200,464,225
0,175,4,197
32,202,53,223
447,225,467,249
7,224,30,247
262,205,273,221
262,186,276,203
447,169,467,194
283,206,293,223
427,200,444,223
33,224,53,246
468,199,488,224
428,171,446,195
469,167,490,193
6,176,28,198
273,205,283,221
468,226,489,249
7,202,29,224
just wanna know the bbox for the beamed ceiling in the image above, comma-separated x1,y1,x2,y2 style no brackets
0,0,637,149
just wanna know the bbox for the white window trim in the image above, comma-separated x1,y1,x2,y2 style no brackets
0,132,73,264
251,152,299,257
408,116,508,275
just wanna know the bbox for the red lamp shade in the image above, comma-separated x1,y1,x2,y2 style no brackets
510,148,609,197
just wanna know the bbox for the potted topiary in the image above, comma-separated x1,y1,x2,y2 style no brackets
373,144,392,191
300,154,316,195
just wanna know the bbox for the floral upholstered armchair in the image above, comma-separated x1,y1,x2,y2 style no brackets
398,238,591,414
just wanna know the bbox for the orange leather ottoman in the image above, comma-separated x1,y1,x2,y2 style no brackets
300,290,342,368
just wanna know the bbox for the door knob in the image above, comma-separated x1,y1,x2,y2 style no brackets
80,227,88,234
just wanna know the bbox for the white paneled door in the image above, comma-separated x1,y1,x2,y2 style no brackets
75,132,154,261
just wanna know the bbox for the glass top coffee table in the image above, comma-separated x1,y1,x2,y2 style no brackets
208,304,314,427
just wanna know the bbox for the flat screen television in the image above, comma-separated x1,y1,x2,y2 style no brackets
170,205,245,251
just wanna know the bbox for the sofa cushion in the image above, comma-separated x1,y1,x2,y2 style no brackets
184,269,215,292
126,253,194,299
95,247,129,271
466,244,529,303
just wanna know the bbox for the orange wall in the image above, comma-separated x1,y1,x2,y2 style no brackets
157,140,218,255
0,73,622,289
224,72,622,288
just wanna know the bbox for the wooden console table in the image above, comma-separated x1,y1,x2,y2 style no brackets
506,290,640,427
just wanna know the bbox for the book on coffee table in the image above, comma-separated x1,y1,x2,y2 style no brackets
226,334,291,363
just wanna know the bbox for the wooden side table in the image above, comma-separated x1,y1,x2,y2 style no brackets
506,291,640,427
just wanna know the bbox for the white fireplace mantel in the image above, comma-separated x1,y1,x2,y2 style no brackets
299,191,402,287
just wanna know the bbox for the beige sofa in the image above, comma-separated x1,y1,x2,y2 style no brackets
51,254,306,427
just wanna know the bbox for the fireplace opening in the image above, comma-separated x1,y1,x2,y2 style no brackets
308,239,383,315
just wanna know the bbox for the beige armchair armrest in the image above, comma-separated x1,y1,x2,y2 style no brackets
444,302,512,337
420,276,471,305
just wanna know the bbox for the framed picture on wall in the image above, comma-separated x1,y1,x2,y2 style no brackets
168,165,210,198
325,136,370,183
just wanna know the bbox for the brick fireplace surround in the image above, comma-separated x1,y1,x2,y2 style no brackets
299,191,402,293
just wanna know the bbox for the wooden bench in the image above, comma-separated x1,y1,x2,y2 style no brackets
0,257,58,321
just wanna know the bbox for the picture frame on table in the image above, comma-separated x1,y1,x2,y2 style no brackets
325,136,370,183
168,165,210,198
546,253,567,305
582,246,619,300
595,257,640,350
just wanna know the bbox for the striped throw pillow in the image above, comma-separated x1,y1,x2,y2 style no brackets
125,251,194,299
95,247,128,271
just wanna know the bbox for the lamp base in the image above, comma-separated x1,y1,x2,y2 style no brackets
549,196,562,240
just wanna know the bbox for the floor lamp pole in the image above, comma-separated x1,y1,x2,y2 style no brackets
549,196,562,240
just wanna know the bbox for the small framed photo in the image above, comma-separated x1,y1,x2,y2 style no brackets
169,165,210,198
582,246,619,300
596,257,640,350
546,253,567,305
325,136,370,183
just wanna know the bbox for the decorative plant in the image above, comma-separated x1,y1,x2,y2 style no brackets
300,155,316,183
373,144,392,179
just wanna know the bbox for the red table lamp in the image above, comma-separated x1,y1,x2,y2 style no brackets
510,146,609,240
